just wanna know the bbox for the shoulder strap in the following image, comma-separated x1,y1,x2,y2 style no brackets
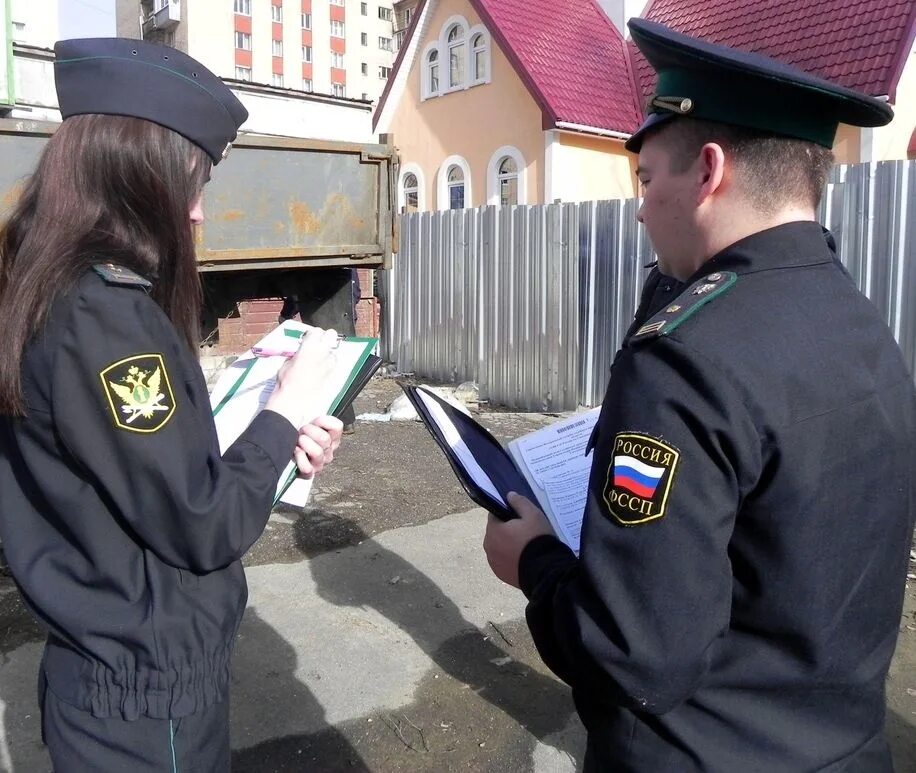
629,271,737,344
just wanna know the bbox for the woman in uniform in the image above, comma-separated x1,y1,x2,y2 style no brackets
0,38,342,770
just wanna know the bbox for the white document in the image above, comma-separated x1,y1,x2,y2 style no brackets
209,320,375,507
507,409,600,555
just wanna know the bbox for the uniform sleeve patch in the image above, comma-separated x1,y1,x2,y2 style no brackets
99,354,176,433
603,432,680,525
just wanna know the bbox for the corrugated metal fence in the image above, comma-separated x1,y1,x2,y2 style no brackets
379,160,915,410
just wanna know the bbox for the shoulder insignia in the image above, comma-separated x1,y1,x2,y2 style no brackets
99,354,175,433
92,263,151,289
630,271,737,343
603,432,680,526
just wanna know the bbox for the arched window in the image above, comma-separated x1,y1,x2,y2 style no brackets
497,157,518,206
427,49,439,95
447,165,465,209
471,32,488,83
402,173,419,212
447,24,465,89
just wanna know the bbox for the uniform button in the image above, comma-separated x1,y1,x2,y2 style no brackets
707,273,722,282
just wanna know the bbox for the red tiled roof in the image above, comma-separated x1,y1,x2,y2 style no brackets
633,0,916,107
472,0,642,133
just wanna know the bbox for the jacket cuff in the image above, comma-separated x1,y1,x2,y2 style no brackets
519,534,577,599
241,409,299,478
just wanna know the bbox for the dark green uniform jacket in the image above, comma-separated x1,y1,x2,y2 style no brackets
0,269,297,720
520,222,916,771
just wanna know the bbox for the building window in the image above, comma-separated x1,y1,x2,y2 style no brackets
302,45,312,62
379,65,391,79
472,32,488,82
333,83,346,97
271,4,282,22
234,0,251,15
235,31,252,50
331,20,345,38
235,66,252,81
497,157,518,206
379,7,392,21
447,24,465,89
403,173,419,213
272,73,285,87
378,36,392,51
362,92,369,100
301,12,311,29
331,51,345,68
426,49,439,95
330,0,344,5
361,62,368,75
395,30,405,49
405,8,412,25
272,39,283,57
302,78,313,92
361,32,368,46
361,2,367,14
447,166,465,210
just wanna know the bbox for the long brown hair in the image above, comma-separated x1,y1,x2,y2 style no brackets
0,114,210,415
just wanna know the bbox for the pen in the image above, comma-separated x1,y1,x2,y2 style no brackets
253,334,346,358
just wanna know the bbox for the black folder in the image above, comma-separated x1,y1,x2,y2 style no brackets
402,385,536,521
331,355,383,420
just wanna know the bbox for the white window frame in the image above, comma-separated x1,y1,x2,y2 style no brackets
332,83,346,97
235,65,252,81
272,39,283,57
399,163,426,212
378,36,392,51
330,0,344,5
486,146,527,206
437,155,472,211
271,4,282,22
272,72,285,87
361,62,368,75
302,45,312,62
234,0,251,15
361,2,368,15
445,22,466,91
235,31,251,51
361,32,368,46
331,20,346,38
379,6,392,21
469,26,491,85
331,51,345,68
421,42,439,100
301,12,311,29
379,65,391,79
302,78,313,92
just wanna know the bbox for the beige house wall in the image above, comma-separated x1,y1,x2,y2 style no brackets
832,124,861,165
386,0,544,210
554,131,636,202
872,47,916,161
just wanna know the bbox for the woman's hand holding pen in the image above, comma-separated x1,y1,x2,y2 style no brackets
265,326,338,429
265,326,344,478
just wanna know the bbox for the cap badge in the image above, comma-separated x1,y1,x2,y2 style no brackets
651,95,695,115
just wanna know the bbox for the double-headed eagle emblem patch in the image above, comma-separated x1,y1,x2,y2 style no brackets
100,354,176,433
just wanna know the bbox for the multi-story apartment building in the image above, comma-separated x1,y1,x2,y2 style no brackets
116,0,396,102
392,0,419,52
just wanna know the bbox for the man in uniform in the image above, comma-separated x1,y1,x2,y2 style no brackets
484,19,916,771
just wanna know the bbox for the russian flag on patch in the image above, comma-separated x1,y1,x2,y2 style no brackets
613,455,665,499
